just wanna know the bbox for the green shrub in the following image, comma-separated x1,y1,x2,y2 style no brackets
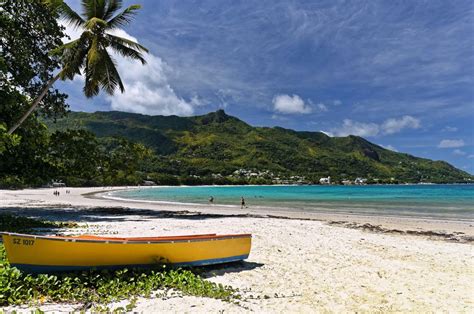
0,215,238,309
0,244,237,309
0,175,25,189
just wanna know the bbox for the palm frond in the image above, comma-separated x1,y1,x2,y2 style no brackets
83,50,124,96
106,34,148,64
56,33,91,80
84,46,104,98
106,4,141,29
81,0,97,20
82,57,96,97
45,0,85,28
106,34,148,53
84,70,100,97
95,0,107,19
103,0,122,21
50,38,81,56
100,51,124,95
87,37,103,69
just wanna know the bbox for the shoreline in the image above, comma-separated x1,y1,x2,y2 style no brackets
90,187,474,242
1,186,473,312
94,187,474,222
1,186,473,242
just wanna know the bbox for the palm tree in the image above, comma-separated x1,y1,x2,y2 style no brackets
7,0,148,134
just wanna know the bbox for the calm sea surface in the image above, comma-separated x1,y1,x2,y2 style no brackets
111,185,474,220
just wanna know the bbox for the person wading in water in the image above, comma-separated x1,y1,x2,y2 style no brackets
240,196,246,209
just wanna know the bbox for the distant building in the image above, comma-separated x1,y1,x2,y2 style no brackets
341,179,352,185
319,176,331,185
354,177,367,185
51,180,66,188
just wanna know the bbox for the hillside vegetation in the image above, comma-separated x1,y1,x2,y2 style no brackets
44,110,472,184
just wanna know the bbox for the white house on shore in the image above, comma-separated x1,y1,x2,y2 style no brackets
319,176,331,185
354,177,367,185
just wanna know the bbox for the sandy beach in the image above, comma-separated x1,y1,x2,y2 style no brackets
1,187,473,312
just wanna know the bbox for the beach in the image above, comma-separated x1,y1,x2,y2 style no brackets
1,187,473,312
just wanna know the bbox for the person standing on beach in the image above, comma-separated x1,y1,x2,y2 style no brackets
241,196,246,209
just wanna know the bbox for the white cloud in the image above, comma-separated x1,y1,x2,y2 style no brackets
468,155,474,159
308,99,329,113
273,94,312,114
271,114,290,121
189,95,207,107
381,116,420,135
106,54,194,116
328,115,420,137
60,22,195,116
453,149,466,156
320,130,333,137
438,139,465,148
333,99,342,106
381,144,398,152
442,126,458,132
316,103,328,112
331,119,380,137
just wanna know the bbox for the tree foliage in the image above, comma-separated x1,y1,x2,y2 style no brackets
1,0,68,120
0,0,69,186
49,0,148,97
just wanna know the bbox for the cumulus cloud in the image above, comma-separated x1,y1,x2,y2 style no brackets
105,54,194,116
273,94,312,114
60,22,195,116
438,139,465,148
381,116,420,135
328,115,420,137
453,149,466,156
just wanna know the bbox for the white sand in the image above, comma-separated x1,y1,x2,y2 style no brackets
1,187,473,313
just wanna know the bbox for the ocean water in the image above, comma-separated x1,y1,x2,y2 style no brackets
110,185,474,220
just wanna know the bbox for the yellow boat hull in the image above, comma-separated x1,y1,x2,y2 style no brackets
1,232,252,273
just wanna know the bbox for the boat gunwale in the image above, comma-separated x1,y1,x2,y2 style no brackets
0,232,252,244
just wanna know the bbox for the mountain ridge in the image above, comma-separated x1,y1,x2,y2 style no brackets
45,110,472,183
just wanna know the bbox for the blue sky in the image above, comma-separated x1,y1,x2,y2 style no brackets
59,0,474,174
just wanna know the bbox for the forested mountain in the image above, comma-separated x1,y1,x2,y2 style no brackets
45,110,472,184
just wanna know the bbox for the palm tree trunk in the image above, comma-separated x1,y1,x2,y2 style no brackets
7,73,62,135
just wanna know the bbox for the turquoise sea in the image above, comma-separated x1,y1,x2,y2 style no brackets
111,185,474,220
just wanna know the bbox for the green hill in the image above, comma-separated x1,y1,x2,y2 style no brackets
45,110,472,184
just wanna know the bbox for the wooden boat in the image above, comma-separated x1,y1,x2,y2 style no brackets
1,232,252,273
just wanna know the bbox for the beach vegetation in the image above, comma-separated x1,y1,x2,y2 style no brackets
0,215,238,309
0,244,237,310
